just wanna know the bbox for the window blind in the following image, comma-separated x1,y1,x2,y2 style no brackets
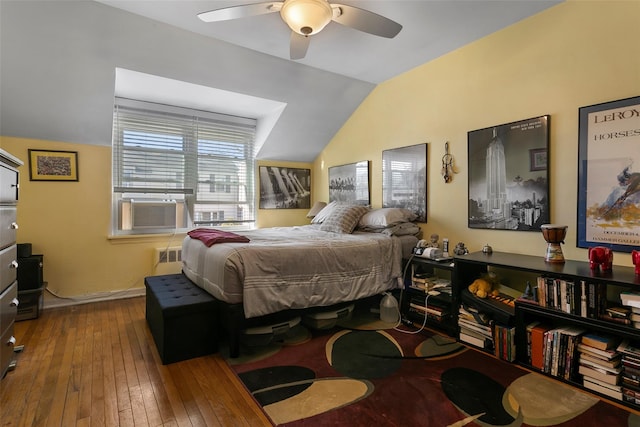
112,98,257,232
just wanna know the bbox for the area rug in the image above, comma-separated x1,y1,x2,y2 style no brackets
223,313,639,426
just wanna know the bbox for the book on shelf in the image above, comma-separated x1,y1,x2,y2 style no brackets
620,292,640,309
583,377,623,401
579,356,623,374
530,323,553,371
459,328,492,350
576,343,619,361
578,364,621,385
581,333,620,351
493,324,515,362
617,339,640,357
598,313,632,326
458,319,493,338
606,306,631,318
579,353,621,369
623,386,640,405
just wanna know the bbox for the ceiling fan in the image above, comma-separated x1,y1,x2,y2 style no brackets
197,0,402,60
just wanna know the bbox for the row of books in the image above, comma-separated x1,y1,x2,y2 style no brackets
617,340,640,406
458,305,516,362
532,276,606,319
525,322,588,379
410,273,452,294
578,335,622,400
458,305,494,352
407,294,449,324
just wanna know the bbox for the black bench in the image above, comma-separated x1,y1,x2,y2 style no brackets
145,274,218,364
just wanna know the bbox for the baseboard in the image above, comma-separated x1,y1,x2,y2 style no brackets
43,287,145,309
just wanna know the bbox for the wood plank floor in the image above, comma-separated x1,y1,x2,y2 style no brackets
0,296,272,427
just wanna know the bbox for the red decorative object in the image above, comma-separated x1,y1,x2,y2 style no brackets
588,246,613,271
632,250,640,276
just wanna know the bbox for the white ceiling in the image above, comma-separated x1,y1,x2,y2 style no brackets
94,0,561,161
98,0,561,84
0,1,562,163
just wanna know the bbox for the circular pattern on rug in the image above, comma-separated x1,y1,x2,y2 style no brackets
263,377,374,425
441,367,516,425
415,335,466,359
238,365,315,406
503,373,599,426
327,330,403,379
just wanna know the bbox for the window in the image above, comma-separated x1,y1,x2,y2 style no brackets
112,98,257,235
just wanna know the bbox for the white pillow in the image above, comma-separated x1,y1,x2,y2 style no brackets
358,208,417,228
310,201,338,224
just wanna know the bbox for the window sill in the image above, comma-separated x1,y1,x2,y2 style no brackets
107,232,187,244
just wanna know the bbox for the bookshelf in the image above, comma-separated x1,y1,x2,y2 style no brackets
454,250,640,410
401,256,456,336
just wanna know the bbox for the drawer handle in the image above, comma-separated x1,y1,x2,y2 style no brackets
10,222,18,230
10,298,19,308
7,336,16,347
9,260,18,269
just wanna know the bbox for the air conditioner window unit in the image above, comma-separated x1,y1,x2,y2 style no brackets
121,200,184,230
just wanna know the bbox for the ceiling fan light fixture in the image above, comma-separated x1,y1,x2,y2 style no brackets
280,0,333,36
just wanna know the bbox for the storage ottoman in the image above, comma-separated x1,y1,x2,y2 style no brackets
145,274,218,364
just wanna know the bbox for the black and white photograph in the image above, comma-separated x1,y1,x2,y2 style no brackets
382,144,427,222
468,115,550,231
328,161,370,205
259,166,311,209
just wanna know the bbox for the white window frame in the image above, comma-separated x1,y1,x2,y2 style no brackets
111,98,257,235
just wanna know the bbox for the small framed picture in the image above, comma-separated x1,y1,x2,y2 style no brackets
529,148,547,171
28,149,79,181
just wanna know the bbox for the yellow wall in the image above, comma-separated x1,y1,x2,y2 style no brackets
2,1,638,300
0,138,311,298
313,0,640,267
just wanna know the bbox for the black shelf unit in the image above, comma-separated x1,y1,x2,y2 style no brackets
401,256,456,336
456,250,640,411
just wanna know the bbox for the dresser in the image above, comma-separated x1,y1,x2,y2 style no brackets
0,149,22,379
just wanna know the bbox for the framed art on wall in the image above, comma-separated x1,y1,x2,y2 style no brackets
382,144,427,222
468,115,550,231
28,149,79,181
328,161,370,205
258,166,311,209
577,95,640,252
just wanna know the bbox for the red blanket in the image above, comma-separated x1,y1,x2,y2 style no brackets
187,228,250,247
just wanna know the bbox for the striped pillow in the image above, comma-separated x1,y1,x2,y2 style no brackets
320,205,369,233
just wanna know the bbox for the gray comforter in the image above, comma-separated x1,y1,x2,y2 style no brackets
181,225,404,318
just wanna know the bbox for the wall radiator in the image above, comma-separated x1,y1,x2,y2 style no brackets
153,247,182,275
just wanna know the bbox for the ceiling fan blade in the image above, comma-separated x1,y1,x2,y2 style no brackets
331,4,402,38
290,31,310,60
198,2,282,23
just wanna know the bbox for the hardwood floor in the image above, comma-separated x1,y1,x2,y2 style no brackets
0,297,272,427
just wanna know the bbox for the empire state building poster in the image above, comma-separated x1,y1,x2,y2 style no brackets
468,115,550,231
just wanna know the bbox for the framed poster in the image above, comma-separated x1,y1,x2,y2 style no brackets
328,161,370,205
28,149,79,181
468,115,550,231
258,166,311,209
577,95,640,252
382,144,427,222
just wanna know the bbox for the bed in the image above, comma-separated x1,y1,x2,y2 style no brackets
181,204,420,356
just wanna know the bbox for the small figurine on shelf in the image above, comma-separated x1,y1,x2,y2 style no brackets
632,250,640,276
453,242,468,255
482,244,493,254
588,246,613,271
426,233,439,248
